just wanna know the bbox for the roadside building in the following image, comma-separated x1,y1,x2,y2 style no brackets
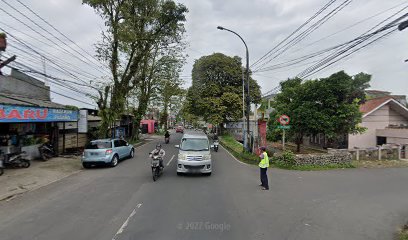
0,69,79,159
304,94,408,150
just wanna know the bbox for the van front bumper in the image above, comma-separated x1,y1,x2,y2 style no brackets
177,159,212,173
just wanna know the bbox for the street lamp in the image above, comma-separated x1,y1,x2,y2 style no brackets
217,26,251,152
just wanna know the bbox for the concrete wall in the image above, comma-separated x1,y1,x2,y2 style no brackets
348,105,390,149
389,108,408,125
0,69,50,100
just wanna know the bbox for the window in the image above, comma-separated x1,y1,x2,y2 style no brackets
180,138,209,151
120,140,128,147
114,140,121,148
85,141,112,149
377,137,387,146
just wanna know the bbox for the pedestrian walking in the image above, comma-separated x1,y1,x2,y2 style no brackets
258,146,269,190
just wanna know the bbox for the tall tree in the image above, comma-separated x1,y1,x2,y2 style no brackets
271,71,370,152
185,53,261,129
84,0,188,138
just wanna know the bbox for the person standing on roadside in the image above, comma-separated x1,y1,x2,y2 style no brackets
259,146,269,190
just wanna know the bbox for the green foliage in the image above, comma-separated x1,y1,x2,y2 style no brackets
400,224,408,240
273,150,296,168
84,0,188,139
271,71,370,151
64,105,79,111
266,110,282,142
185,53,261,126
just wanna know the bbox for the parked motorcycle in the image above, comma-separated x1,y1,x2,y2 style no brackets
151,155,163,181
213,140,219,152
39,142,56,161
3,152,30,168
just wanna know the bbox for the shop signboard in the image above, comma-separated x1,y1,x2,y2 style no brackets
0,104,78,122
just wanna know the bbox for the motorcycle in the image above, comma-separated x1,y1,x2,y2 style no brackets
151,155,163,181
165,136,170,144
3,152,30,168
39,142,56,161
213,140,219,152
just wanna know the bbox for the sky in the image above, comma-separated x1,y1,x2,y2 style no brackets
1,0,408,108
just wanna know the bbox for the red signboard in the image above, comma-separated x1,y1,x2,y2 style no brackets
279,115,290,125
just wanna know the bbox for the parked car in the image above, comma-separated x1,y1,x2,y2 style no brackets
176,126,184,133
82,139,134,168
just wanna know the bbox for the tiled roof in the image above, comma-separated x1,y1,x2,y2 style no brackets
359,96,393,114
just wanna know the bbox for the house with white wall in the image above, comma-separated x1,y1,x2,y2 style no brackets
348,96,408,149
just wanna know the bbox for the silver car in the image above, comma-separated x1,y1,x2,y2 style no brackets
82,139,134,168
176,133,212,176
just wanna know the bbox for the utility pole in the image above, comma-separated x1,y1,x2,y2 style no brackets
217,26,252,152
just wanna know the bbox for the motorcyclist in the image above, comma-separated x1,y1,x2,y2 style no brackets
149,144,165,169
213,133,219,141
164,130,170,140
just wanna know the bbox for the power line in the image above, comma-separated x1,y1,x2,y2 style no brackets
0,5,108,75
14,0,109,73
256,3,408,74
2,65,96,107
0,28,97,87
251,0,338,68
0,20,105,81
254,0,352,72
297,11,408,79
7,59,97,97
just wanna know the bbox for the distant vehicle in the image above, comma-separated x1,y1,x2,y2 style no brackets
176,126,184,133
175,133,212,176
82,139,134,168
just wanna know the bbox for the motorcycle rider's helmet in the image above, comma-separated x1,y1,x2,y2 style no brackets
156,144,162,150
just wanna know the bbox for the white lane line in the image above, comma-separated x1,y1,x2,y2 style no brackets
220,145,250,166
112,203,143,240
167,155,175,166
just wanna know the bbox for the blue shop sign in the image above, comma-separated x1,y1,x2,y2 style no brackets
0,104,78,122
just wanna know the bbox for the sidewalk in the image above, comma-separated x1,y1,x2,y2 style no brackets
0,157,82,201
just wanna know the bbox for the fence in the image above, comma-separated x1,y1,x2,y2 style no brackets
329,145,407,161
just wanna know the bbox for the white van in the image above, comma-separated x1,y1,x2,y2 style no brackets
175,133,212,176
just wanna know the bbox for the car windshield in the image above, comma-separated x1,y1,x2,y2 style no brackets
85,141,112,149
180,138,208,151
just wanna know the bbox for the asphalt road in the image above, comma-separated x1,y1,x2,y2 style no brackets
0,130,408,240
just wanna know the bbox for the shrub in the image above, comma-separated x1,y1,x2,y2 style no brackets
274,150,296,168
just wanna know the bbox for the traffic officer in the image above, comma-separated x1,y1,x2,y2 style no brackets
259,146,269,190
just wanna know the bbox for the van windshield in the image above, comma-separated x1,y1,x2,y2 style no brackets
180,138,208,151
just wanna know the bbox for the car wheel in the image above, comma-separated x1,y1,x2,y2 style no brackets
110,155,119,167
82,163,91,169
204,172,212,176
177,172,183,176
21,160,30,168
129,149,135,158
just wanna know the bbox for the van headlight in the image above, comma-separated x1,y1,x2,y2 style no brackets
178,154,186,160
202,155,211,160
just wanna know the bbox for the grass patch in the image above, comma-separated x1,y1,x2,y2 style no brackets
221,134,356,171
220,135,259,165
272,163,355,171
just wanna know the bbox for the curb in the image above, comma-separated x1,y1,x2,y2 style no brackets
0,170,82,202
1,140,154,202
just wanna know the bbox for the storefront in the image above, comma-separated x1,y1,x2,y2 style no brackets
0,104,78,159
